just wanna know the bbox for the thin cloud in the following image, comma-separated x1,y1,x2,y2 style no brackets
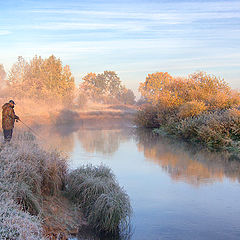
30,1,240,22
0,30,11,36
19,19,182,32
31,9,182,21
12,38,196,54
21,22,147,31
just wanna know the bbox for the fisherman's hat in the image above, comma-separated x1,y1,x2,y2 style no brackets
9,100,16,105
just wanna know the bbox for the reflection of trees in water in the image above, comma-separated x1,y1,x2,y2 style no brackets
36,125,76,153
47,119,132,154
34,120,132,156
135,129,240,186
77,129,131,155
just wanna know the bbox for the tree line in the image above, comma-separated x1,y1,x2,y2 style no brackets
0,55,136,106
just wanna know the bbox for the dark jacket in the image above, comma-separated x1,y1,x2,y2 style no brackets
2,103,19,130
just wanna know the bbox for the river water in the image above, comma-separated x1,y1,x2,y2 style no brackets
39,119,240,240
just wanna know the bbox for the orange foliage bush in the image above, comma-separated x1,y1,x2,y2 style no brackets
178,100,207,118
137,71,240,152
139,71,240,113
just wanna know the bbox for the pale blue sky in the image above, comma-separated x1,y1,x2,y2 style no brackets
0,0,240,96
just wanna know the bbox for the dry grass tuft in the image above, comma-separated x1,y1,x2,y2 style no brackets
88,189,131,234
66,164,132,235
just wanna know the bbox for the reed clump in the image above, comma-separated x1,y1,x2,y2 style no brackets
66,164,132,235
136,71,240,153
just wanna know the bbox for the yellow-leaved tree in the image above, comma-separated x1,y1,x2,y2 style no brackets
139,71,240,112
7,55,75,105
139,72,187,109
80,71,135,104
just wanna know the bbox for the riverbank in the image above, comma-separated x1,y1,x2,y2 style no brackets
137,108,240,159
0,134,131,239
136,107,240,159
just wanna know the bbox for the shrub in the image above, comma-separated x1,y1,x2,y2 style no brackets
135,105,159,128
136,71,240,152
178,100,207,119
66,164,132,234
174,110,240,150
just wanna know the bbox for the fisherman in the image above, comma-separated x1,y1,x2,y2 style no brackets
2,100,20,142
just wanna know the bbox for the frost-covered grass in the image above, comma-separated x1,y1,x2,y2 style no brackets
66,164,132,235
0,195,44,240
0,133,67,239
0,135,67,214
0,133,132,239
151,109,240,154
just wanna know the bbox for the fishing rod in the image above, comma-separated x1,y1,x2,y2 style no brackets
18,119,44,140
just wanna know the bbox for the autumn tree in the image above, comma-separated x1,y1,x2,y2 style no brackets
8,56,28,96
139,71,240,111
81,72,106,98
80,71,135,104
139,72,183,108
7,55,75,104
139,72,172,103
117,86,136,104
102,71,121,97
187,72,233,109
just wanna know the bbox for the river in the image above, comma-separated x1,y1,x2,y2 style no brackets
37,119,240,240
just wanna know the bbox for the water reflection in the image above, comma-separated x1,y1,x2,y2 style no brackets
37,122,240,186
77,129,131,155
37,125,76,153
135,129,240,186
45,118,132,154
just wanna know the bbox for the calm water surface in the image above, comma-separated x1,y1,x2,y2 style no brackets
40,120,240,240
